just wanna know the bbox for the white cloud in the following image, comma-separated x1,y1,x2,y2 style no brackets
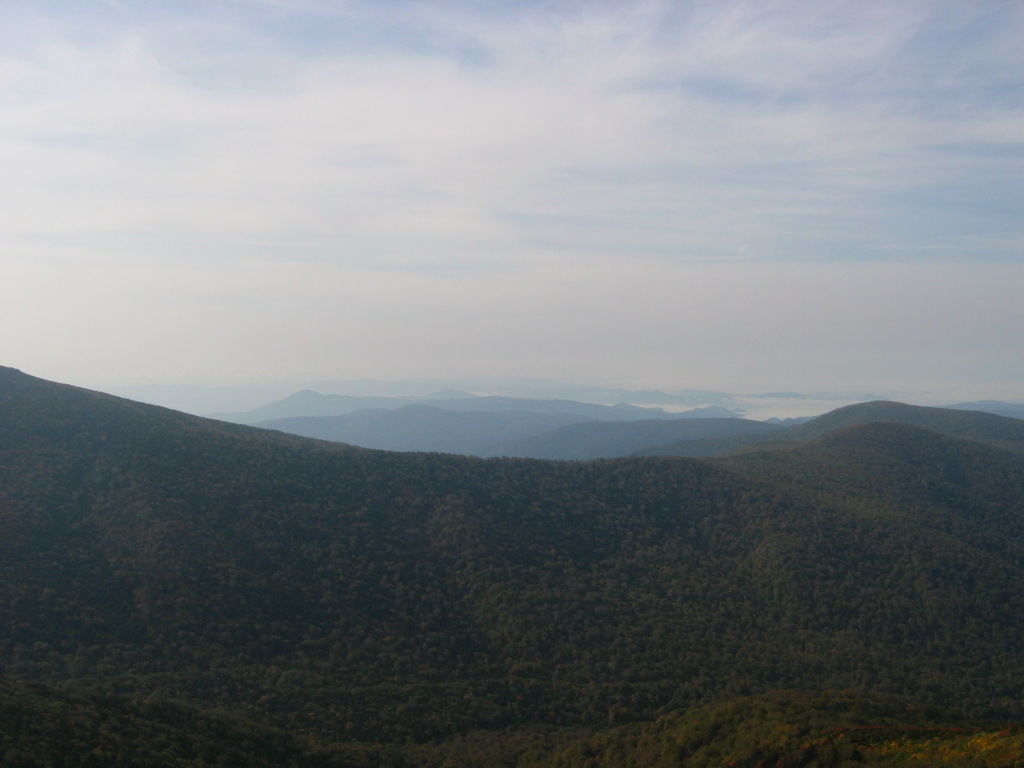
1,0,1021,395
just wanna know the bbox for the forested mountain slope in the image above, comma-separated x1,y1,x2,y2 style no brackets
639,399,1024,457
495,417,781,459
256,404,594,455
945,399,1024,420
250,396,750,458
0,680,335,768
7,682,1022,768
3,366,1024,755
530,690,1024,768
783,400,1024,447
210,388,413,422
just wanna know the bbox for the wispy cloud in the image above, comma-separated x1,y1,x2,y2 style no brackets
2,1,1022,393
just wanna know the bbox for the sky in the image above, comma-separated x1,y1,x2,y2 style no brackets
2,0,1023,408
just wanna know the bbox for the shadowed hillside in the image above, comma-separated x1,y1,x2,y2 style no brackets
3,366,1024,760
530,690,1024,768
497,417,782,459
6,682,1021,768
249,396,750,458
0,680,338,768
638,399,1024,457
256,404,594,455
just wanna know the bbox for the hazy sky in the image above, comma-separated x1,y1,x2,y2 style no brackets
3,0,1023,401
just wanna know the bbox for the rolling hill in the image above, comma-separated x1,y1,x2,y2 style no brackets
215,389,712,426
208,388,415,423
256,408,779,459
3,366,1024,763
945,399,1024,420
256,404,595,455
638,399,1024,457
245,395,756,458
497,416,783,460
532,689,1024,768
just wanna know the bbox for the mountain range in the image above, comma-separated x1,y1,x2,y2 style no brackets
214,388,1024,460
638,398,1024,458
208,390,739,424
3,365,1024,766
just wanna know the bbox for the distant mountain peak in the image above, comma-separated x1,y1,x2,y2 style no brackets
283,389,325,400
417,388,477,400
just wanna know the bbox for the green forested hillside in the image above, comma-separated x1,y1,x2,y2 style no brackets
8,683,1023,768
638,399,1024,457
3,366,1024,764
0,680,336,768
783,400,1024,448
530,690,1024,768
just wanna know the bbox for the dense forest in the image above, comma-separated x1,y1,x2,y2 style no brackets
4,683,1024,767
639,399,1024,457
2,365,1024,765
